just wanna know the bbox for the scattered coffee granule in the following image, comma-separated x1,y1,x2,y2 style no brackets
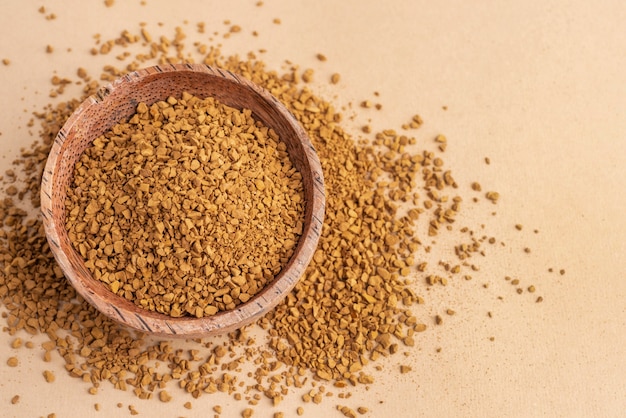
330,73,340,84
104,0,115,7
485,191,500,203
129,405,139,415
316,53,327,61
43,370,56,382
337,405,357,418
183,401,192,409
402,115,423,130
6,356,18,367
65,94,305,317
560,269,566,275
273,18,281,24
400,365,412,374
158,391,172,402
2,58,9,66
10,395,19,405
302,68,314,82
273,413,284,418
471,182,482,192
242,408,254,418
357,406,369,414
434,133,446,150
296,406,304,416
46,45,54,53
10,338,22,349
94,403,101,411
485,157,491,164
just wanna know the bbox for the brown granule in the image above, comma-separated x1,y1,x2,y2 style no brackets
337,405,357,418
158,391,172,402
43,370,56,382
302,68,314,82
486,191,500,203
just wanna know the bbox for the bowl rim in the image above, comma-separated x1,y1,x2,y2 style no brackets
40,63,325,338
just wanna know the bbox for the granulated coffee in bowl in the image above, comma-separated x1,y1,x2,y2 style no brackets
41,63,325,338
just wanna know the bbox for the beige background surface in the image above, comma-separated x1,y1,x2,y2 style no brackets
0,1,625,417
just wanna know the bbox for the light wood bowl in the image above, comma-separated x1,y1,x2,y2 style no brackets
40,64,325,339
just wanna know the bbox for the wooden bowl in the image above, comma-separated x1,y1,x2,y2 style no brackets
40,64,325,339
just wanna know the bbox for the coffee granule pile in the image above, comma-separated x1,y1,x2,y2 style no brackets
0,13,557,417
65,93,304,317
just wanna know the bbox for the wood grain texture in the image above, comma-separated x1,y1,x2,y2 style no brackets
40,64,325,338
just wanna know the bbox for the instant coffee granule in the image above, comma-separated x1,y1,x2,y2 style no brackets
0,20,556,416
65,94,304,317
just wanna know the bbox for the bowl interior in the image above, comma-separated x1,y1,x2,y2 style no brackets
40,64,324,338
